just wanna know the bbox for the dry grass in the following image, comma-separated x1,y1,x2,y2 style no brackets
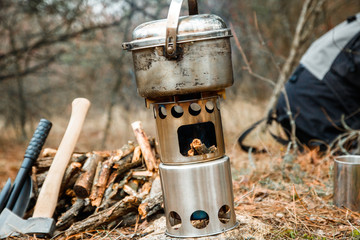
228,143,360,240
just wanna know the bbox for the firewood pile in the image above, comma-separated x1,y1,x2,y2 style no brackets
26,121,163,238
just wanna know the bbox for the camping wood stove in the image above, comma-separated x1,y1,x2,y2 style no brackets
123,0,237,237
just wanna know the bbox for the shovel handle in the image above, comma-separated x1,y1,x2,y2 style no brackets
4,119,52,212
33,98,90,218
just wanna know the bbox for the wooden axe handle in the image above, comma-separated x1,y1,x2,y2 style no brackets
33,98,91,218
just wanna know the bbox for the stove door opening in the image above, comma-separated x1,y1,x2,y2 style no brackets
177,121,217,156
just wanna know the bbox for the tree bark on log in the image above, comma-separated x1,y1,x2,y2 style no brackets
138,176,162,219
60,162,82,194
138,191,163,219
90,157,114,207
89,161,102,203
131,121,157,171
132,146,142,163
56,198,89,230
74,154,103,198
116,158,143,177
99,171,133,210
61,196,141,238
35,171,47,188
34,157,54,172
42,148,57,157
114,141,135,161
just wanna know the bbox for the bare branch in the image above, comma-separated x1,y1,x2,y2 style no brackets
230,22,275,87
0,51,64,81
0,20,123,61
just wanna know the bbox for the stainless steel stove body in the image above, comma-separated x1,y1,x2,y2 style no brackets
123,0,237,237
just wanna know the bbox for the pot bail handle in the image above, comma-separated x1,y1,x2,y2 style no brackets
165,0,198,58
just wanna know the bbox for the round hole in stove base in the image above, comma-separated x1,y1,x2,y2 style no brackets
218,205,231,224
169,211,182,230
191,210,209,229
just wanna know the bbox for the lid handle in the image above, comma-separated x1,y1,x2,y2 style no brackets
165,0,198,58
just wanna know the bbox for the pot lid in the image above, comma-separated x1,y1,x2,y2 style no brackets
122,14,231,51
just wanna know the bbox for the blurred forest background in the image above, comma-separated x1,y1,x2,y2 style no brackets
0,0,360,153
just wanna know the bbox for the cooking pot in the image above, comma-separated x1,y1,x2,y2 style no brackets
122,0,233,100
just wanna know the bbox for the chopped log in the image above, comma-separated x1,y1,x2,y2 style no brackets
72,153,86,159
97,183,115,210
65,189,76,198
187,138,217,156
56,198,89,230
42,148,57,157
74,154,103,198
92,151,111,158
138,192,163,219
136,181,153,201
31,166,38,197
131,121,157,171
108,212,138,228
99,171,133,210
35,154,87,173
62,196,141,237
132,146,142,163
34,157,54,172
132,171,154,179
35,171,48,189
123,180,139,196
73,154,88,164
139,176,163,219
90,157,114,207
116,158,143,177
89,161,102,203
60,162,82,194
139,182,152,197
113,154,133,169
114,141,135,161
124,185,138,196
106,171,118,188
94,168,119,209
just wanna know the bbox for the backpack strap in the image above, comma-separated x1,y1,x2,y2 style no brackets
268,129,290,145
237,117,291,153
237,118,267,153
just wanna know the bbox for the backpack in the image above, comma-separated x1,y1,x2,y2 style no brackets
238,14,360,152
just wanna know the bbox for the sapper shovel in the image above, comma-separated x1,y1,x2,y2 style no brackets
0,118,52,217
0,98,91,238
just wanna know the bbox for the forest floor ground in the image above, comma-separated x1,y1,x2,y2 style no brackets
1,139,358,239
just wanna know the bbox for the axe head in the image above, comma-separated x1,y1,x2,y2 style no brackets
0,208,55,239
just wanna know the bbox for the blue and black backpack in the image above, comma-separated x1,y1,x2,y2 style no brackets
239,14,360,152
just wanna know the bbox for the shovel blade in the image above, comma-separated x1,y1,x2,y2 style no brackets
12,175,32,217
0,178,12,213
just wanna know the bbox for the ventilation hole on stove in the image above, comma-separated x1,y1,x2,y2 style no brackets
190,210,209,229
205,101,214,113
153,106,157,119
171,105,184,118
218,205,231,224
158,106,167,119
169,211,182,230
189,103,201,116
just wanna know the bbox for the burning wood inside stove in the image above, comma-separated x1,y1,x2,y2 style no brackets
187,138,217,156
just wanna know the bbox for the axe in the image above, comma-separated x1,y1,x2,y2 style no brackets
0,98,91,238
